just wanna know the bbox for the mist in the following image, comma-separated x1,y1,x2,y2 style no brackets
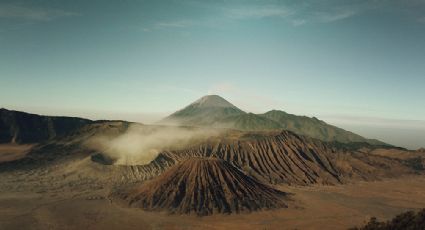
85,124,220,165
323,115,425,149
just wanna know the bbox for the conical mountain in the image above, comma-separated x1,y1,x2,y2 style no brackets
116,157,288,215
188,94,240,109
160,95,245,126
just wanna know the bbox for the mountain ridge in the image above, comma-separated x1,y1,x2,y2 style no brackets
161,95,388,146
0,108,93,144
0,108,132,144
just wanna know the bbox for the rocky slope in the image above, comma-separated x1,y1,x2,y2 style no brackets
116,157,288,215
151,131,412,185
1,122,417,187
0,108,92,144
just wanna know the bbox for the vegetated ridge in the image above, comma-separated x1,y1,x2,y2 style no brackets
161,95,387,145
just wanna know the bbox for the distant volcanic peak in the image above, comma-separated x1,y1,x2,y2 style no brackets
119,157,288,216
190,95,240,109
159,95,245,125
264,109,289,115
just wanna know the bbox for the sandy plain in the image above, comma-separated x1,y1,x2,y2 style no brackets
1,172,425,230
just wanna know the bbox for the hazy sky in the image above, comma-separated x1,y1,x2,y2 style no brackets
1,0,424,149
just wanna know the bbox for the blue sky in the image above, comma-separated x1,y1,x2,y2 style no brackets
1,0,424,149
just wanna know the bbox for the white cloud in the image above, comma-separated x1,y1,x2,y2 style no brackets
147,1,384,30
315,10,358,23
0,4,79,21
207,83,285,113
149,5,293,31
291,19,307,26
155,20,195,28
225,6,293,19
208,83,236,95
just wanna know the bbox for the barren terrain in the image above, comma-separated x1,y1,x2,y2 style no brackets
0,144,34,162
1,171,425,230
1,119,424,229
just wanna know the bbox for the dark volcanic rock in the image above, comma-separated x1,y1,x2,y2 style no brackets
117,157,288,216
91,153,116,165
0,108,92,144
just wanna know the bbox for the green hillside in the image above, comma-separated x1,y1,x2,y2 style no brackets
160,95,388,146
219,113,282,131
260,110,385,145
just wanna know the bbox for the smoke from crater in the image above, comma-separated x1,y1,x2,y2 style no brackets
85,124,220,165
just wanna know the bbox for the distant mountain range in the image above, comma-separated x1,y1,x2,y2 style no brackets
160,95,387,145
1,95,387,146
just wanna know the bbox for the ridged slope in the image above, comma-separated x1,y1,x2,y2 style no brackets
118,157,288,215
155,131,340,185
152,131,414,185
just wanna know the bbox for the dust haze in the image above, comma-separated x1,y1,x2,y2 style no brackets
85,124,220,165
